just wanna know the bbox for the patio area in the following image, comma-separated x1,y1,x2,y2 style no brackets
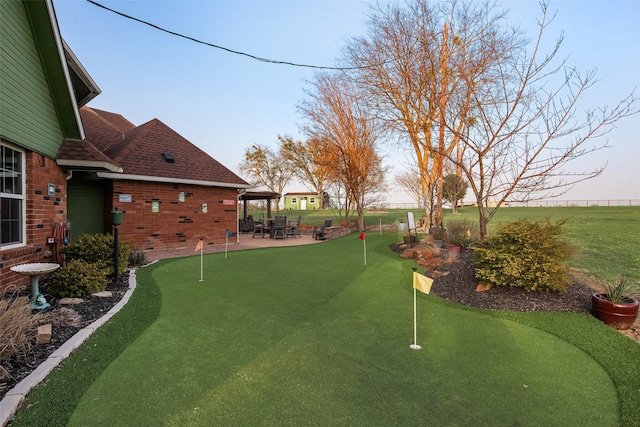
143,232,324,263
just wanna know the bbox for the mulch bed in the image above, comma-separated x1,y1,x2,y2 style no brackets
391,242,640,342
0,273,129,399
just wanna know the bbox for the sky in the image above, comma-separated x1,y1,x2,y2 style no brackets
52,0,640,204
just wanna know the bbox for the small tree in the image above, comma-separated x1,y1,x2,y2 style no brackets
279,136,333,206
299,72,386,231
238,143,294,210
442,173,468,214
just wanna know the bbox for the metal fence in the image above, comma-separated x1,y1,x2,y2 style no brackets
384,199,640,209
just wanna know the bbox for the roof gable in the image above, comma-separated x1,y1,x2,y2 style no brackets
90,108,135,133
107,118,247,185
60,106,248,187
23,0,85,141
79,106,125,152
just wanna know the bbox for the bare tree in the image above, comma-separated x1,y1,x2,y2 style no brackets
298,72,385,231
394,170,426,208
345,0,638,239
238,143,293,210
343,0,466,228
278,135,333,206
446,2,639,239
394,163,437,224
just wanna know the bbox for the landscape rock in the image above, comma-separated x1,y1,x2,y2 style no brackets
400,247,420,259
58,297,84,305
91,291,113,298
475,282,492,292
36,323,52,345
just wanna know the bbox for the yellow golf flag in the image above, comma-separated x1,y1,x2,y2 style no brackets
413,271,433,294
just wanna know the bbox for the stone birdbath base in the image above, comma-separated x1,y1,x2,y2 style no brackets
10,263,60,309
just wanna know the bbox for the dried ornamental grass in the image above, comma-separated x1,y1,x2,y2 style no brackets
0,294,42,380
40,307,82,327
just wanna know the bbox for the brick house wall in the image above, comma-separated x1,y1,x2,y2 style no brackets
1,152,68,293
109,181,239,251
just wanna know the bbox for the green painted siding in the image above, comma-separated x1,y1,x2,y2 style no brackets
68,174,106,237
284,194,321,210
0,0,65,157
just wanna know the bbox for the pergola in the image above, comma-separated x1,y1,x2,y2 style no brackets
239,191,280,220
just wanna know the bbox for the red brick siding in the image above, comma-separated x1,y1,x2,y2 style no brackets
108,181,238,251
1,153,68,294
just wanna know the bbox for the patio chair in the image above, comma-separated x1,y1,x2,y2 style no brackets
273,215,287,239
287,215,302,238
239,215,255,234
252,219,266,238
312,219,333,240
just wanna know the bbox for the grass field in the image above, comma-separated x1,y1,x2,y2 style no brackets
11,233,640,426
265,206,640,293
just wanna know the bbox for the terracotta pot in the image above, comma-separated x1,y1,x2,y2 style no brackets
447,244,461,254
591,293,639,330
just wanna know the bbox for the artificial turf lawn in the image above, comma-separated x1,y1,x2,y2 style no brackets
13,233,640,426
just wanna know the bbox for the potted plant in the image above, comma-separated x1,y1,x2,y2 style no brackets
403,234,416,245
396,218,409,232
592,278,639,330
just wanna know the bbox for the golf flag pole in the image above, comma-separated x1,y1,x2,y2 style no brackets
225,230,232,258
195,239,204,281
411,268,433,350
379,217,382,235
359,232,366,265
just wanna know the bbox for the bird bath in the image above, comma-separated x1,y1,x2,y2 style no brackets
10,263,60,309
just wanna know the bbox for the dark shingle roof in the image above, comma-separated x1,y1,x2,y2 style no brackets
89,108,135,133
108,118,247,185
57,106,248,186
57,138,118,164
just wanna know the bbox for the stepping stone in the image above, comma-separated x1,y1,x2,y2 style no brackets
59,297,84,305
91,291,113,298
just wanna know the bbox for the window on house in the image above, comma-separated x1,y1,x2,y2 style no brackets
309,197,316,204
1,143,25,247
291,197,297,204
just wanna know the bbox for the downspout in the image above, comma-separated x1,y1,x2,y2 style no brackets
237,189,246,243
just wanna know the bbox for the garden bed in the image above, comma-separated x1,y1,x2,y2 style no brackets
0,272,129,399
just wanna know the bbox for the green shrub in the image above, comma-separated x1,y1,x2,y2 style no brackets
445,218,479,247
47,260,109,298
62,233,131,275
473,218,572,292
128,249,147,267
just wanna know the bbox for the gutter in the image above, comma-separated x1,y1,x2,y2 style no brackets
94,172,252,189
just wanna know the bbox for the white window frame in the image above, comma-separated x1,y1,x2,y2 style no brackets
1,142,26,249
309,197,316,204
291,197,298,204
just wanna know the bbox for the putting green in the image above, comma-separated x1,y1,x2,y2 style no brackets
68,238,619,426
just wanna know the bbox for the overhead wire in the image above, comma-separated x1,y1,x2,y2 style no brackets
85,0,369,71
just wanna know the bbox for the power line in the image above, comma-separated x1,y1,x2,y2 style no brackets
85,0,359,71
